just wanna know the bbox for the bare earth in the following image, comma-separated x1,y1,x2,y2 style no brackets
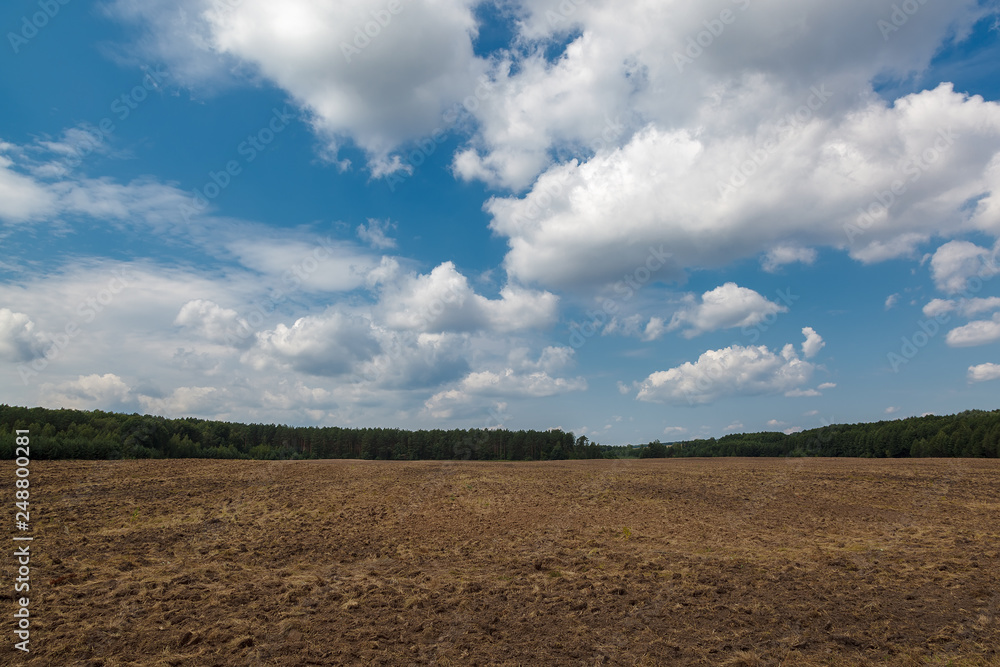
4,458,1000,666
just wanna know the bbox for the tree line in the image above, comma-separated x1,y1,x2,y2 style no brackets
0,404,602,461
1,404,998,461
618,409,1000,459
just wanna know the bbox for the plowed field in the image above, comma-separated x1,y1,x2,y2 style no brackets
4,458,1000,665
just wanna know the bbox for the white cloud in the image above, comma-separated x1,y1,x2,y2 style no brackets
885,406,899,414
786,380,835,397
945,314,1000,347
968,362,1000,383
356,218,397,249
636,331,819,405
801,327,825,358
174,300,242,345
923,298,958,318
667,283,787,338
249,310,380,376
924,296,1000,319
376,261,558,333
641,317,668,342
884,293,899,310
507,345,576,375
459,1,991,191
109,0,488,170
42,373,135,411
0,139,197,234
785,388,821,397
425,368,587,419
0,153,56,222
929,240,999,294
225,236,379,293
140,385,229,417
0,308,49,362
486,84,1000,290
0,252,577,428
961,297,1000,316
762,246,817,273
359,330,470,391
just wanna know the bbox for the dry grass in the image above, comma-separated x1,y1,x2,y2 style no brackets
4,457,1000,665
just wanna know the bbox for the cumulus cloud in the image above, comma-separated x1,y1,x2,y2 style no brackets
667,283,787,338
359,330,471,391
635,331,820,406
968,362,1000,383
459,1,992,189
923,298,958,318
0,308,48,362
929,240,999,294
945,314,1000,347
250,310,380,376
109,0,487,170
487,84,1000,289
377,261,558,333
801,327,825,358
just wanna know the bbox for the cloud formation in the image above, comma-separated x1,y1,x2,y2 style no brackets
635,329,823,405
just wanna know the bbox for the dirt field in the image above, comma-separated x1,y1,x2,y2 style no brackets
3,457,999,666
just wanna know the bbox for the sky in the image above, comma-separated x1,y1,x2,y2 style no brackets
1,0,999,444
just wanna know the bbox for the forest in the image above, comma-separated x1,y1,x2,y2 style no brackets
1,404,999,461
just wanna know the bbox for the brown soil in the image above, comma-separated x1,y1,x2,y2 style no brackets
4,458,1000,666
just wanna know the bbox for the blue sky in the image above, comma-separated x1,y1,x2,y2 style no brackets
2,0,999,444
